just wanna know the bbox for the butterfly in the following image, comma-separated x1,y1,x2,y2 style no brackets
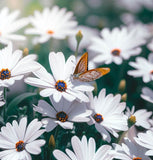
73,52,110,82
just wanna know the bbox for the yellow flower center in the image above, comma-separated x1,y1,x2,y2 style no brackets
150,70,153,74
55,80,67,92
56,111,68,122
111,49,121,56
47,30,54,35
0,68,11,80
16,140,25,152
94,113,103,123
133,157,142,160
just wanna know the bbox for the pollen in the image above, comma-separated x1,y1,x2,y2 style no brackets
94,113,103,123
111,49,121,56
47,30,54,35
133,157,142,160
0,68,11,80
55,80,67,92
56,111,68,122
16,140,25,152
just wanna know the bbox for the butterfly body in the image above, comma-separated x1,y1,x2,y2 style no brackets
73,52,110,82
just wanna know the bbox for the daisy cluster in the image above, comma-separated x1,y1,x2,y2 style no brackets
0,0,153,159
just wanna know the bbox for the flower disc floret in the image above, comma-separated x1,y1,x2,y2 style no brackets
111,49,121,56
55,80,67,92
15,141,25,152
56,111,68,122
0,68,11,80
47,30,54,35
94,113,103,123
133,158,142,160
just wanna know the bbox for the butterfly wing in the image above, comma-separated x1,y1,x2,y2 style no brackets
73,52,88,75
78,68,110,82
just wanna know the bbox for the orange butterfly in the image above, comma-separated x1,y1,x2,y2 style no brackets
73,52,110,82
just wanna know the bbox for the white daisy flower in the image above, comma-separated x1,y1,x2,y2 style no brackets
112,138,151,160
0,117,45,160
68,25,99,52
88,27,143,65
53,135,114,160
135,130,153,156
0,90,5,107
25,6,77,44
0,7,29,44
25,51,94,102
128,53,153,83
115,0,153,12
141,87,153,103
126,106,152,129
87,89,128,142
34,97,92,132
0,42,39,87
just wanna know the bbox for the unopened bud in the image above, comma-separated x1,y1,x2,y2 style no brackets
121,93,127,102
118,79,126,92
23,48,29,56
76,30,83,44
128,115,136,128
49,135,56,150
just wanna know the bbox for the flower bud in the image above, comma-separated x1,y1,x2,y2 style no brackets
23,48,29,56
76,30,83,44
49,135,56,150
128,115,136,128
118,79,126,92
121,93,127,102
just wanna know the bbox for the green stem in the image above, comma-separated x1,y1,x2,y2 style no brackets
74,42,79,58
117,130,128,144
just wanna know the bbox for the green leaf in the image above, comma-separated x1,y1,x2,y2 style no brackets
7,92,37,115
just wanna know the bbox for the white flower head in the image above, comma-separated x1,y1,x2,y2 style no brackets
0,117,45,160
68,25,99,52
115,0,153,13
135,130,153,156
87,89,128,142
88,27,143,65
25,51,94,102
141,87,153,103
128,53,153,83
25,6,77,44
0,7,29,44
53,135,114,160
0,90,5,107
34,97,92,132
112,138,151,160
126,106,152,129
0,42,39,87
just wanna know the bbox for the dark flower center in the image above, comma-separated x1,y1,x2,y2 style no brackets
56,111,68,122
47,30,54,34
94,113,103,123
133,157,142,160
55,80,67,92
16,140,25,152
111,49,121,56
0,68,11,80
150,70,153,74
